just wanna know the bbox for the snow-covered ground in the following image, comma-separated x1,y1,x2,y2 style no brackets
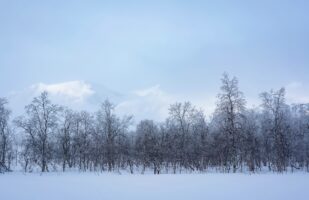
0,172,308,200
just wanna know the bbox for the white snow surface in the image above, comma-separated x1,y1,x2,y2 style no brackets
0,172,308,200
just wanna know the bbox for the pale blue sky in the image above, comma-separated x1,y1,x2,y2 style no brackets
1,0,309,119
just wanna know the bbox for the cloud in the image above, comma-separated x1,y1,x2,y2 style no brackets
134,85,163,97
31,81,94,103
7,81,98,116
193,97,217,117
116,85,174,123
286,81,309,104
115,85,219,122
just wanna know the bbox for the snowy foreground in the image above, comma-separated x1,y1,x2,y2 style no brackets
1,172,309,200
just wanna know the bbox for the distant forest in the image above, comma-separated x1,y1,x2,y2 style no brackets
1,73,309,174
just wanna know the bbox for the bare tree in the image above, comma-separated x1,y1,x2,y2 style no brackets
212,73,246,172
15,92,61,172
0,98,14,172
57,108,75,171
72,111,94,171
168,101,207,172
135,120,160,173
260,88,290,172
242,109,261,172
95,99,132,171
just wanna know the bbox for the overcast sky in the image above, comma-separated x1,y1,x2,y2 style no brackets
1,0,309,121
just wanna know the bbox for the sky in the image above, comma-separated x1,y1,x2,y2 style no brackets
0,0,309,122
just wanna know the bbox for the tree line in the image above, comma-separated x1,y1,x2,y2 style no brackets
1,73,309,173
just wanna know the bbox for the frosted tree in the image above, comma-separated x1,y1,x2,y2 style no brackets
260,88,290,172
15,92,61,172
56,108,75,171
72,111,94,171
242,109,261,172
95,99,132,171
167,101,207,172
135,120,160,173
0,98,14,172
290,104,309,170
212,73,246,172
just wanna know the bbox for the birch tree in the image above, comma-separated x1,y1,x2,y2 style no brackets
212,73,246,172
0,98,14,172
15,92,61,172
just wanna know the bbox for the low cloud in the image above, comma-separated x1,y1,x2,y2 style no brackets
8,81,97,116
116,85,174,123
31,81,95,103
